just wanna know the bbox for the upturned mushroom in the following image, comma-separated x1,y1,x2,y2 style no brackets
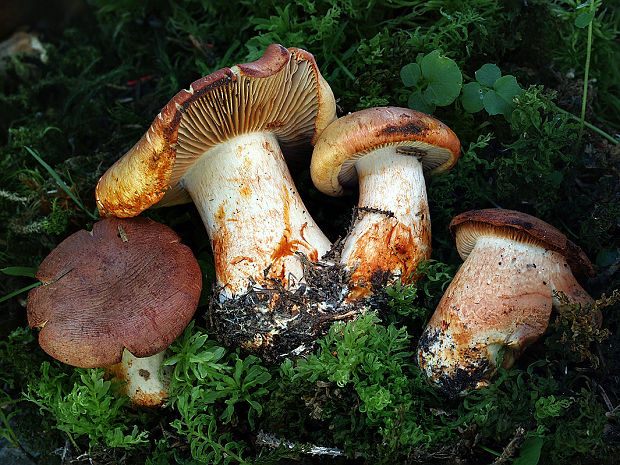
311,107,460,300
27,217,202,407
95,45,348,359
418,209,599,398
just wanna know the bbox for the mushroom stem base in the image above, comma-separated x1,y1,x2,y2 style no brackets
106,349,170,408
208,252,362,362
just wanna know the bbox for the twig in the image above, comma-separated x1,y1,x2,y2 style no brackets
256,430,347,457
61,439,70,463
598,384,617,413
491,427,526,465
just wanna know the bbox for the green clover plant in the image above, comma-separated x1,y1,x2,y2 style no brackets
400,50,462,114
461,63,523,119
401,52,522,121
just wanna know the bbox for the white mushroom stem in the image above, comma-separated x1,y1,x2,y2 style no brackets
341,147,431,299
418,235,593,396
106,350,170,408
180,132,332,299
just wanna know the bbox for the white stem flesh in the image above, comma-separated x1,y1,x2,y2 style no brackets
108,349,170,408
341,147,431,298
180,132,332,298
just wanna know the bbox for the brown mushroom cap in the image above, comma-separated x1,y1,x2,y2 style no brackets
27,217,202,368
95,44,336,217
450,209,594,279
310,106,461,197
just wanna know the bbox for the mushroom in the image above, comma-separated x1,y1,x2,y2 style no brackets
417,208,599,398
95,45,344,359
310,107,460,300
27,217,202,407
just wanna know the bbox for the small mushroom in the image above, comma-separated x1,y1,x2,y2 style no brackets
27,217,202,407
95,45,345,359
311,107,460,300
418,208,598,398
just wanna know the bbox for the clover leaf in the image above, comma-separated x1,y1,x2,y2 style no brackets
461,63,523,119
461,82,485,113
420,50,462,106
486,75,523,118
475,63,501,87
408,90,435,114
401,50,462,114
400,63,421,87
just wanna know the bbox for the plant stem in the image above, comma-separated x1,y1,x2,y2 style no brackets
0,400,39,463
578,1,596,146
556,107,619,145
478,444,502,457
25,146,99,220
331,54,356,81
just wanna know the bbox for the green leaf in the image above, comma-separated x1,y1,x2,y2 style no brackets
1,266,38,278
575,11,595,28
408,90,435,114
548,170,564,188
475,63,501,87
513,436,543,465
420,50,462,106
483,75,523,118
462,82,485,113
483,91,510,116
494,75,523,102
400,63,421,87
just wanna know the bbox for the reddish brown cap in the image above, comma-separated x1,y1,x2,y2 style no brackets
450,209,594,279
311,107,461,196
95,44,336,217
27,217,202,368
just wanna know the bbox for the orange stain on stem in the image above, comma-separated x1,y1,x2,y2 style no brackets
348,218,430,297
269,191,317,280
239,185,252,199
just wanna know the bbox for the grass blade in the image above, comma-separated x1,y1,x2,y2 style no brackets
25,146,98,220
0,282,40,304
1,266,38,278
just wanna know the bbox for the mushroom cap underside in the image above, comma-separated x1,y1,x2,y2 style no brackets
95,44,337,217
450,208,594,279
310,106,461,196
27,217,202,368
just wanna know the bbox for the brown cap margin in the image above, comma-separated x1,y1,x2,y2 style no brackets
449,208,594,279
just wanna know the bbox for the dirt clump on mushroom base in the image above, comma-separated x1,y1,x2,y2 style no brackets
417,327,492,399
208,251,365,363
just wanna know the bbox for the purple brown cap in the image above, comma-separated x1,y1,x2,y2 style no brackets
27,217,202,368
